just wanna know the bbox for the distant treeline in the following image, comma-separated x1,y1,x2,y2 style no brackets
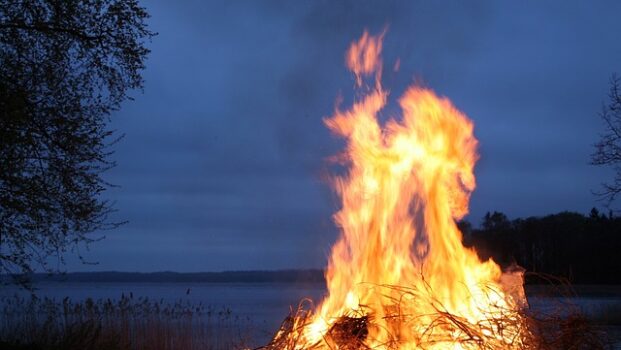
461,209,621,285
11,269,325,284
9,210,619,286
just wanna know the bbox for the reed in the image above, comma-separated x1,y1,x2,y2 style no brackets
0,294,252,350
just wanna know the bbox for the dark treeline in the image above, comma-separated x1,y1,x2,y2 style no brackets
4,269,325,284
461,209,621,285
6,210,620,286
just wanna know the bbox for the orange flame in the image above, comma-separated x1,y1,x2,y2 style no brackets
280,31,529,349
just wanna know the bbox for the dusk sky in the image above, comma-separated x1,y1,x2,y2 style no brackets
68,1,621,272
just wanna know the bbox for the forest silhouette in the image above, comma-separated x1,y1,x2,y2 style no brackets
461,209,621,285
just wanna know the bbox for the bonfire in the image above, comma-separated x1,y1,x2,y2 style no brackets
260,31,605,350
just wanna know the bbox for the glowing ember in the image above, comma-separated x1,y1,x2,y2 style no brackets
267,31,532,349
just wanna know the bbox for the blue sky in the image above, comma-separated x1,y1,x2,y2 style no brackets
67,0,621,272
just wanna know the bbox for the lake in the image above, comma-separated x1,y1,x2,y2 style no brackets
1,282,326,346
2,282,621,348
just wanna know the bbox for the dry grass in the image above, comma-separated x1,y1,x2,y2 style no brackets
258,279,612,350
1,277,615,350
0,294,252,350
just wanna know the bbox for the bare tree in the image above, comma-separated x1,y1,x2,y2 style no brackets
592,74,621,205
0,0,155,286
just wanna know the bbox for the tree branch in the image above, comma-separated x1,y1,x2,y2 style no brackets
0,21,104,41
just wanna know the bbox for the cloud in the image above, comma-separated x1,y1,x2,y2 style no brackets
70,0,620,271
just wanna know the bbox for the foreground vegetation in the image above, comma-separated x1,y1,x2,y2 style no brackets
0,294,252,350
1,286,620,350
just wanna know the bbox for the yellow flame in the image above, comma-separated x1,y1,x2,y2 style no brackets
285,31,529,350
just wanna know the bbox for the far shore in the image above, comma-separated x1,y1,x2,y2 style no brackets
6,271,621,297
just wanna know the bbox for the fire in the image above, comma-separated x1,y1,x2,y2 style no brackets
268,31,531,349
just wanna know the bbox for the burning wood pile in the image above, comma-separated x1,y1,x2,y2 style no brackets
260,31,607,350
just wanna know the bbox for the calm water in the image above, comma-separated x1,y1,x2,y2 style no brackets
1,282,326,345
2,282,621,347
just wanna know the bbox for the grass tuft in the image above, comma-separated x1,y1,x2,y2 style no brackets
0,294,252,350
